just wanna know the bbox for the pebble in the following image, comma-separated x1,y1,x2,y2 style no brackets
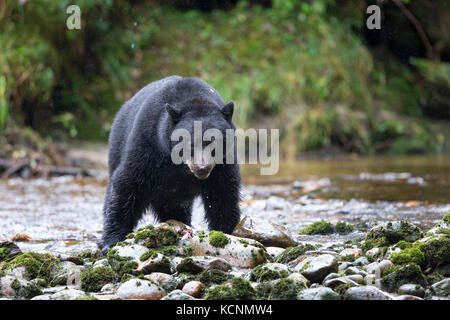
117,279,166,300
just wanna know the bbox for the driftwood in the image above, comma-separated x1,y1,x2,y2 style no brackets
0,158,97,178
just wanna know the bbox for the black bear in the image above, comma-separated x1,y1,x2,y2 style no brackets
100,76,241,254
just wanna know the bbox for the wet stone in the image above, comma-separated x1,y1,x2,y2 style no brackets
297,287,340,300
398,283,425,298
176,256,232,274
232,216,295,248
345,286,393,300
294,254,338,283
117,279,167,300
431,278,450,297
161,289,196,300
182,281,205,298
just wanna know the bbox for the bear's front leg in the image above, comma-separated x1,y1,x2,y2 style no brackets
201,164,241,234
101,174,150,254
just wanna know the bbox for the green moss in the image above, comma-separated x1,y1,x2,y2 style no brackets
10,278,42,298
76,250,99,262
1,252,58,281
298,221,334,235
184,246,194,257
208,231,230,248
176,257,203,274
442,212,450,224
197,231,206,242
391,247,425,266
257,278,306,300
335,221,355,234
381,263,427,292
134,225,180,248
395,240,413,250
80,266,116,292
140,249,158,261
361,237,389,252
275,244,317,264
426,272,444,285
74,295,99,300
341,254,356,262
126,233,134,239
249,264,289,282
159,246,177,257
205,278,256,300
0,247,11,261
416,237,450,268
120,261,138,275
198,269,231,286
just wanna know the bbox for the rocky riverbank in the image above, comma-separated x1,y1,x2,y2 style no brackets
1,214,449,300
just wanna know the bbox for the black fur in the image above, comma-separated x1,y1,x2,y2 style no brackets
100,76,241,254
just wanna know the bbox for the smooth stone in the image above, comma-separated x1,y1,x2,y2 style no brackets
398,283,425,298
345,266,367,276
345,286,393,300
182,281,205,298
117,279,166,300
323,277,358,289
100,283,116,293
297,287,340,300
136,253,172,274
366,247,381,257
344,274,364,284
294,254,338,283
287,273,310,285
339,248,361,259
232,216,296,248
353,257,369,266
323,273,342,282
339,262,353,271
366,220,423,243
431,278,450,297
161,289,196,300
189,233,267,268
176,256,232,273
145,273,178,292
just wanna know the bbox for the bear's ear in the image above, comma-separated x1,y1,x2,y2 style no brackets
221,101,234,120
165,103,182,122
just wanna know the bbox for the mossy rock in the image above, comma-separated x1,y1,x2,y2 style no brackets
415,236,450,268
363,220,423,251
9,277,42,299
249,263,290,282
256,278,307,300
335,222,355,234
133,224,180,248
1,252,58,281
80,266,116,292
275,243,317,264
197,269,231,286
381,263,427,292
391,247,425,267
0,241,21,262
298,221,334,235
204,278,256,300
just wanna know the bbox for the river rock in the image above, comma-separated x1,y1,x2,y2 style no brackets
249,263,291,282
344,274,364,284
381,263,427,292
107,244,148,271
345,286,393,300
339,248,361,260
353,256,369,266
294,254,338,283
344,266,367,277
161,289,196,300
0,241,22,261
0,276,42,298
297,287,340,300
189,233,267,268
365,220,423,245
323,277,358,289
398,283,425,297
232,216,295,248
431,278,450,297
182,281,205,297
145,273,179,292
287,273,309,285
176,256,232,274
117,279,166,300
50,261,83,286
136,253,172,274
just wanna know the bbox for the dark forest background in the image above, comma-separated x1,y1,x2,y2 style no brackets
1,0,449,164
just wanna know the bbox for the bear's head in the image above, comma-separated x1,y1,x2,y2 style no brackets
166,98,236,179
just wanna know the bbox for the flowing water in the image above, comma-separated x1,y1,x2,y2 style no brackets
0,155,449,252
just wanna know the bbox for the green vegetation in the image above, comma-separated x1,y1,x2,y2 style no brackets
275,244,317,263
299,221,334,235
381,263,427,292
1,0,448,157
208,231,230,248
80,266,116,292
198,269,231,286
256,278,306,300
0,252,57,281
205,278,256,300
249,264,289,282
299,220,356,235
391,247,425,266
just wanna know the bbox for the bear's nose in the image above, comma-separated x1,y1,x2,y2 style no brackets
192,163,215,179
